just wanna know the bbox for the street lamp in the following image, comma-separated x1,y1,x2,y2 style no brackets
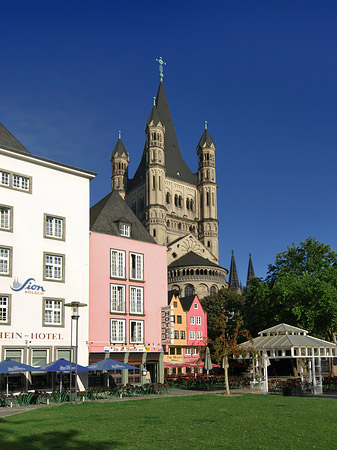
65,301,87,404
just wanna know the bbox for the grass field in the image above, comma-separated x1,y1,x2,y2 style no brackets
0,393,335,449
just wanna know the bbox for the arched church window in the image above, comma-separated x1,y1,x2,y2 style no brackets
179,196,183,208
210,286,217,296
185,284,194,296
212,192,215,206
152,175,156,189
166,192,171,204
206,192,209,205
190,199,194,211
174,195,178,207
186,198,190,210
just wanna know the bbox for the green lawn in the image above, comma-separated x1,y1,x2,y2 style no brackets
0,394,335,449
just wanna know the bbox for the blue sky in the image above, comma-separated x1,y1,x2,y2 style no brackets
1,0,337,282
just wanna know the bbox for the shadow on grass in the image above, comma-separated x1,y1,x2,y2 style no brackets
0,428,120,449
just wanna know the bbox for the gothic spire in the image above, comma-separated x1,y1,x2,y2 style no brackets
246,253,255,287
228,250,240,292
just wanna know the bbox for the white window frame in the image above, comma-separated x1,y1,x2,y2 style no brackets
192,348,198,355
0,246,12,277
31,349,49,367
129,252,144,281
194,303,198,309
185,348,191,355
110,249,126,279
129,286,144,314
111,319,126,343
129,320,144,344
0,205,13,232
180,330,185,339
120,222,130,237
189,331,195,340
196,316,201,325
190,316,195,325
43,298,64,327
13,173,30,191
0,170,10,187
0,294,11,325
174,330,179,339
110,284,126,313
44,253,65,282
197,331,203,340
5,348,23,363
44,214,65,240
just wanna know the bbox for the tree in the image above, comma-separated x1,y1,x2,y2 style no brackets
201,288,245,343
244,237,337,340
213,313,254,395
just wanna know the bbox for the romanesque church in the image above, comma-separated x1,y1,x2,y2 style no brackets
110,69,229,299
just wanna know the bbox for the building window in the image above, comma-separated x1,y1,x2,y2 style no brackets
13,173,31,192
0,170,10,187
210,285,217,296
5,349,23,362
0,294,11,325
44,253,65,282
194,303,198,309
111,319,126,343
0,246,12,276
180,330,185,339
189,331,195,340
119,222,130,237
43,298,64,326
129,286,144,314
111,249,125,279
185,347,191,355
44,214,65,240
197,331,203,340
0,205,13,232
174,330,179,339
32,349,48,367
130,320,144,344
166,192,171,204
190,316,195,325
192,348,198,355
184,284,194,296
177,315,182,324
196,316,201,325
169,347,175,355
173,301,177,307
110,284,126,313
56,348,72,360
176,347,182,355
130,252,143,280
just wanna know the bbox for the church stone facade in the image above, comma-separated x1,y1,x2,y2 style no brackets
110,75,228,298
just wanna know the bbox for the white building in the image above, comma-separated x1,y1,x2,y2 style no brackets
0,123,95,391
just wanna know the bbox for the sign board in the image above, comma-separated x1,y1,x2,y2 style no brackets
161,306,174,344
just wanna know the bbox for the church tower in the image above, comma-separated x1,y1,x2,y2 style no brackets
144,99,167,244
197,122,219,262
111,132,129,199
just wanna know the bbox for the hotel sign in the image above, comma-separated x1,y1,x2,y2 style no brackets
161,306,174,344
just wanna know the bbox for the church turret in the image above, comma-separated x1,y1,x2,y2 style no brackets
197,122,219,261
110,132,129,199
144,92,167,244
228,250,240,292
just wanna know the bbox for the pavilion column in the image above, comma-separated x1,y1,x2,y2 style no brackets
122,352,129,386
262,353,269,394
312,355,316,395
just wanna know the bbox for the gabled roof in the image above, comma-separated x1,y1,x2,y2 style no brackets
146,104,162,127
90,190,156,244
197,129,215,149
0,122,30,153
110,138,128,160
180,295,197,312
129,82,197,188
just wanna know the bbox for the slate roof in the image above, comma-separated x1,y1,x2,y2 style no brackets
0,122,30,153
110,137,128,160
246,253,255,285
90,190,156,244
168,251,222,269
180,295,196,312
197,129,215,149
228,250,240,291
129,82,197,188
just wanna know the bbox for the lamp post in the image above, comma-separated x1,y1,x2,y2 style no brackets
65,301,87,404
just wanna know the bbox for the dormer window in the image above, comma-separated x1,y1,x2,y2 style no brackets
119,222,130,237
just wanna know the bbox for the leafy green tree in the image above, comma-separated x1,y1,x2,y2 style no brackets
201,288,245,342
244,238,337,340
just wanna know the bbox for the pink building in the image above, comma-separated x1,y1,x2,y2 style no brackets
182,295,208,367
89,191,167,384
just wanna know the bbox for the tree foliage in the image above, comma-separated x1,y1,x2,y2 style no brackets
244,237,337,340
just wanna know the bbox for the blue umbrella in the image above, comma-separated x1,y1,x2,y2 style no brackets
38,358,93,392
87,359,138,371
0,359,42,396
87,359,138,387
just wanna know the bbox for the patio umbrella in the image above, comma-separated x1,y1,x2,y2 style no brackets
204,347,213,381
0,359,42,396
38,358,93,392
87,359,138,387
